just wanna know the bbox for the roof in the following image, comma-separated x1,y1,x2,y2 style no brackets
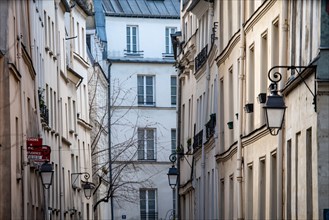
95,0,107,42
102,0,180,19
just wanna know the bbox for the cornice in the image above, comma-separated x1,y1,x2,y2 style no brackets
73,52,90,69
215,143,237,163
179,180,194,195
241,124,269,147
215,31,240,67
77,118,93,131
244,0,277,34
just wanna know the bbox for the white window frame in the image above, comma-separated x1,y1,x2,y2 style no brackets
171,76,177,105
171,129,176,154
165,27,177,54
138,75,155,106
126,25,139,54
140,189,157,220
138,128,156,160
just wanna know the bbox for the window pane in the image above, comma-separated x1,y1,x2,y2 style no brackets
140,190,146,199
147,150,154,160
146,76,153,85
147,130,154,159
132,27,137,52
146,95,153,104
138,76,144,104
146,130,154,139
166,28,170,53
127,27,131,51
171,129,176,153
148,200,156,210
148,190,155,199
140,190,147,220
171,96,176,105
138,129,145,159
146,77,153,104
171,76,177,105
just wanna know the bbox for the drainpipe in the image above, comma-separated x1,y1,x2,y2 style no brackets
177,67,182,220
54,1,64,219
277,1,288,219
107,60,114,220
237,1,245,219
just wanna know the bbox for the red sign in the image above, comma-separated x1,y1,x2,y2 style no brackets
27,137,42,147
27,138,51,165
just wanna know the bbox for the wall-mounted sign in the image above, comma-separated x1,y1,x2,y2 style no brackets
27,138,51,166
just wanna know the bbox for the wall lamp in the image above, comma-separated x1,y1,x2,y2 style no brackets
167,151,193,189
264,65,316,136
39,161,54,189
71,172,95,200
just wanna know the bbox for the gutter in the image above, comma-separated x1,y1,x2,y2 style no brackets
237,1,245,219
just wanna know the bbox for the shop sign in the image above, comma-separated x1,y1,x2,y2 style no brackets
27,138,51,166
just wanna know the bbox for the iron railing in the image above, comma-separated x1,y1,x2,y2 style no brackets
193,129,203,150
205,113,216,140
195,44,208,72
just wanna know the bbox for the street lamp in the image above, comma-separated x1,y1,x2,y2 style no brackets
263,82,286,136
82,181,95,200
263,65,316,135
39,161,54,189
71,172,96,200
167,165,178,189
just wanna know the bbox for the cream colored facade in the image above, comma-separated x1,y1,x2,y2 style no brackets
174,0,329,219
0,0,94,219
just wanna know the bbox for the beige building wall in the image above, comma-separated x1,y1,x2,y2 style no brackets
0,0,94,219
176,0,328,219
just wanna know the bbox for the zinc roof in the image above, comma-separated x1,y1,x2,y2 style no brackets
102,0,180,19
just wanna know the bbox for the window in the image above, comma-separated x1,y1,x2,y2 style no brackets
247,164,253,219
171,129,176,153
138,128,156,160
126,25,138,54
258,157,266,219
138,75,155,106
44,11,47,47
165,27,177,54
171,76,177,105
140,189,157,220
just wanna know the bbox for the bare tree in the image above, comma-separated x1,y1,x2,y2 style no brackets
88,65,159,214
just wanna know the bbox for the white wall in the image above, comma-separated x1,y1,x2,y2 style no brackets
106,17,179,59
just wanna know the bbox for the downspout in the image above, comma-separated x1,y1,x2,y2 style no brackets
177,67,182,220
54,1,64,219
277,1,288,219
237,1,245,219
107,60,114,220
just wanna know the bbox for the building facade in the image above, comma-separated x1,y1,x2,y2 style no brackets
174,0,329,219
102,0,180,219
0,0,94,219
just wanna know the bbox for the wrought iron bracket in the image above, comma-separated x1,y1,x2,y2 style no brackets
268,65,317,111
169,152,193,168
71,172,91,189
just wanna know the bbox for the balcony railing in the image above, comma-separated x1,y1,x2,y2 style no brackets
193,129,203,150
40,103,49,125
205,113,216,140
124,49,144,57
195,44,208,72
38,88,49,125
